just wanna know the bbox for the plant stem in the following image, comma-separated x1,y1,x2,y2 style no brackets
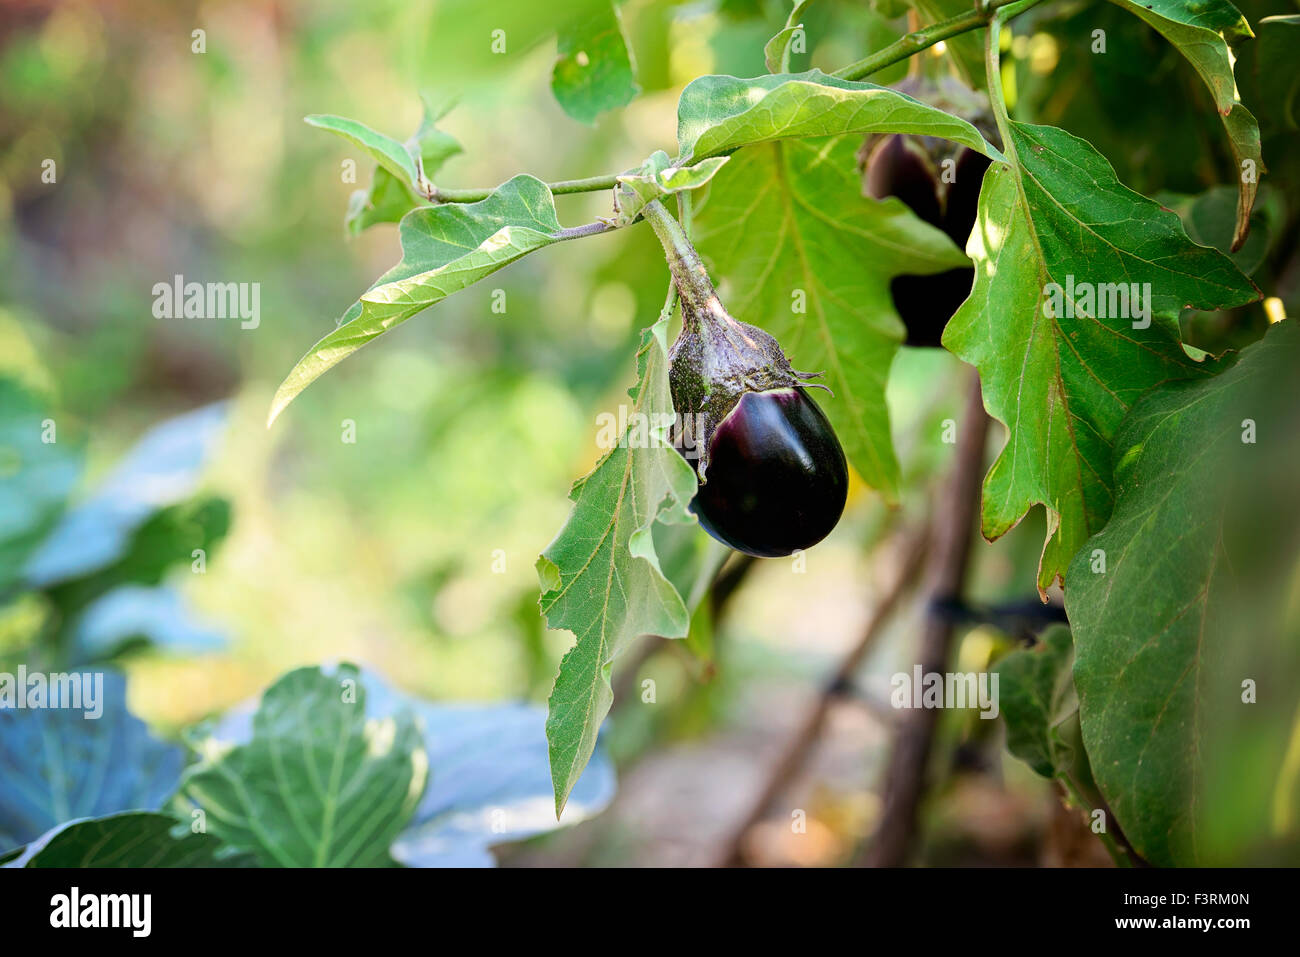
833,0,1045,82
638,199,719,325
422,0,1048,208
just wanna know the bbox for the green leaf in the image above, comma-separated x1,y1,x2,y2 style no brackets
1103,0,1260,250
179,663,426,867
614,150,730,226
345,97,463,235
942,123,1258,594
0,672,184,850
676,70,1003,163
539,297,698,815
306,114,425,194
269,176,563,425
1066,320,1300,865
5,812,253,868
552,4,639,124
998,625,1080,779
694,136,970,498
764,1,814,75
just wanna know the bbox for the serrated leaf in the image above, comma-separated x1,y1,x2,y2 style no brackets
695,136,970,498
552,4,639,125
5,811,253,868
179,663,426,867
1066,320,1300,865
1104,0,1260,249
539,300,698,815
676,70,1003,163
614,151,730,226
269,176,563,424
942,123,1258,595
0,671,184,851
764,1,814,74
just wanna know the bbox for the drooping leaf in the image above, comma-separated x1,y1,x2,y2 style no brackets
179,663,426,867
695,136,971,497
552,4,640,124
0,671,184,851
538,298,698,815
1066,320,1300,866
764,1,814,74
614,150,730,226
269,176,564,425
942,123,1258,594
0,377,81,596
676,71,1002,163
5,811,253,868
1103,0,1260,249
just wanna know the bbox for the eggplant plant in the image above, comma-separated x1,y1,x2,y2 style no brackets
259,0,1298,868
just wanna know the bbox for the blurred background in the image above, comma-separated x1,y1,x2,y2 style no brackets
1,0,1294,866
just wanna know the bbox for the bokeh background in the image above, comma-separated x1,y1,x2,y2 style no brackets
2,0,1294,866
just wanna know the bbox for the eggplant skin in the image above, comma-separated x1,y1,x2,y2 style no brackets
691,387,849,558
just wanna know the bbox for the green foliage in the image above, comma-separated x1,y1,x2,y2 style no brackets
552,4,640,124
538,298,697,814
943,122,1257,594
1067,320,1300,865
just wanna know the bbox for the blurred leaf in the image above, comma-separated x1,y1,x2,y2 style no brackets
270,176,564,425
912,0,987,89
24,403,228,588
614,150,730,226
676,71,1002,162
1067,320,1300,866
4,811,253,868
180,663,426,867
72,585,226,661
1104,0,1259,249
539,299,697,815
552,4,640,124
943,124,1257,595
0,671,184,851
764,1,813,74
0,378,80,598
696,136,970,497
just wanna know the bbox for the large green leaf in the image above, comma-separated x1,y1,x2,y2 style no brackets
5,812,253,868
675,71,1002,162
269,176,563,424
1104,0,1260,249
694,136,970,497
179,664,426,867
538,298,698,815
552,3,639,124
942,122,1258,594
0,672,183,851
1066,320,1300,866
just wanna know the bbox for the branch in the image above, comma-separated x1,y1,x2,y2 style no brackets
857,371,990,867
418,0,1049,207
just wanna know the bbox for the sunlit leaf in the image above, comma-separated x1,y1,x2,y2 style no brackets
552,3,640,124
